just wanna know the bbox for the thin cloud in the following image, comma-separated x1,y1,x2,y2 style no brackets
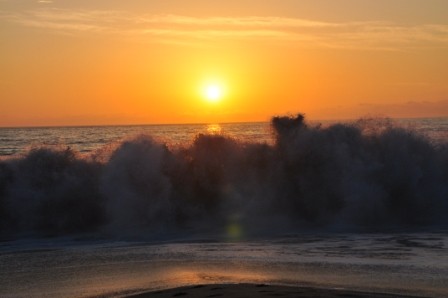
136,14,337,28
141,28,293,39
2,8,448,49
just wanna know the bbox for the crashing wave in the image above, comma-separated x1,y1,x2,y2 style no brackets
0,114,447,238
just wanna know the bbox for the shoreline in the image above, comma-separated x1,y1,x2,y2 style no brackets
126,284,428,298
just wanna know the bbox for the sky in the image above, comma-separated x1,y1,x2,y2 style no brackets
1,0,448,126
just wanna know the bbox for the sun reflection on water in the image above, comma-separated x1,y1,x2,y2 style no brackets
207,124,222,135
167,268,269,287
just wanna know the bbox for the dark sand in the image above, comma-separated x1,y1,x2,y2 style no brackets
127,284,426,298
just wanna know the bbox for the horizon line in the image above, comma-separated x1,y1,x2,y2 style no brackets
1,115,448,129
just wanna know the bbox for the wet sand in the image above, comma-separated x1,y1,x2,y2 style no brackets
127,284,426,298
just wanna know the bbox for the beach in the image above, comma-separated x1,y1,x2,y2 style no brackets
1,234,446,298
127,284,425,298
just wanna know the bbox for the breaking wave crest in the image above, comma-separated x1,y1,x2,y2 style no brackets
1,115,447,238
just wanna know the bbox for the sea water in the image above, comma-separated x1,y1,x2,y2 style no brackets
0,122,271,156
1,117,447,157
0,116,447,297
0,233,447,297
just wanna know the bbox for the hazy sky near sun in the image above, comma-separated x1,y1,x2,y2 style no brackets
1,0,448,126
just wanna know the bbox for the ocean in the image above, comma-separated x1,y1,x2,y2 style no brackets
0,116,447,297
0,122,272,157
1,117,447,157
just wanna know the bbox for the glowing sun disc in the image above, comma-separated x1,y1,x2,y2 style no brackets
204,85,223,102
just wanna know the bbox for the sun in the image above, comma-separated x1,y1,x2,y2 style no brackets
203,84,224,103
205,85,221,101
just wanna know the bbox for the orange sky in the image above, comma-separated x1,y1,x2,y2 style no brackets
1,0,448,126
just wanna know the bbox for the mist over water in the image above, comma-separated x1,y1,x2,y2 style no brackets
0,115,447,238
